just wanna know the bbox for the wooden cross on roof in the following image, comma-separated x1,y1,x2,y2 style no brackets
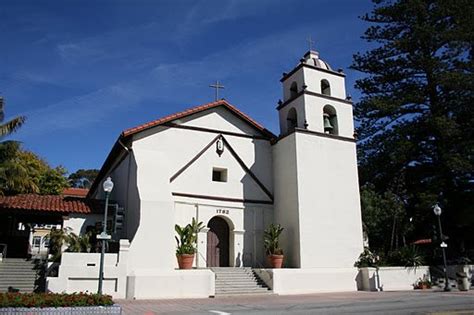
209,80,225,101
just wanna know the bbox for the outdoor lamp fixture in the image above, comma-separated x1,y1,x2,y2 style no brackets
98,177,114,295
433,204,450,292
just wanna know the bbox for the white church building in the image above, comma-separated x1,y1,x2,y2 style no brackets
48,50,364,299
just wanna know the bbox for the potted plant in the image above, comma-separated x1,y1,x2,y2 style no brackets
175,218,203,269
264,223,284,268
414,275,432,289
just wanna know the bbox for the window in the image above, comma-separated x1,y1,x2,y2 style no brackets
32,236,41,248
287,108,298,133
321,79,331,96
43,237,50,248
323,105,338,135
212,168,228,182
290,82,298,98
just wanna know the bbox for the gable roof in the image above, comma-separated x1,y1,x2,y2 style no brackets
122,99,275,139
0,194,100,215
88,99,276,198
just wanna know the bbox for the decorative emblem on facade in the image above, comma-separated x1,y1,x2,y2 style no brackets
216,137,224,156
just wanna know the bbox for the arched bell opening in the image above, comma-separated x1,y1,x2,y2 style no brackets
323,105,338,135
286,107,298,133
289,82,298,98
321,79,331,96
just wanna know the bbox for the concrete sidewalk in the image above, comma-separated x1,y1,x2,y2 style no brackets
117,290,474,315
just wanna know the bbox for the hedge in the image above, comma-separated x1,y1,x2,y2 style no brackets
0,292,114,308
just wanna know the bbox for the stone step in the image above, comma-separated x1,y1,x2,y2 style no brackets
0,272,38,277
0,267,37,272
216,279,264,284
0,271,37,276
215,273,256,277
216,277,264,282
216,276,259,281
0,261,35,267
216,289,273,295
0,267,37,271
0,259,43,293
216,286,267,291
0,277,36,284
212,268,271,296
216,281,266,286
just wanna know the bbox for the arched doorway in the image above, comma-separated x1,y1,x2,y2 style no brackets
206,216,229,267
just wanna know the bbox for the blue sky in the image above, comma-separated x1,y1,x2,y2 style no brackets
1,0,374,174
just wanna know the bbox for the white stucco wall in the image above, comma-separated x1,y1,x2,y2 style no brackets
63,214,102,235
100,108,274,276
294,132,364,268
174,199,273,268
303,67,346,99
179,107,262,137
358,267,431,291
304,94,354,137
47,240,130,298
282,69,305,102
278,96,306,134
254,268,359,294
272,133,301,268
126,269,215,299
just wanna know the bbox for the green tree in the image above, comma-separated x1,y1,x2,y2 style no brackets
68,169,99,188
0,96,25,139
360,184,411,254
0,143,69,195
352,0,474,256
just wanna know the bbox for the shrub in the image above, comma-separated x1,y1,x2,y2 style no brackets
354,247,380,268
175,218,203,255
264,223,284,255
0,292,113,308
385,245,425,267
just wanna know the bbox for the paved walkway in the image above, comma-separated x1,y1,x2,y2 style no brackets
117,290,474,315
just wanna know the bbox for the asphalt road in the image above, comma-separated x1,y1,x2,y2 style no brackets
119,290,474,315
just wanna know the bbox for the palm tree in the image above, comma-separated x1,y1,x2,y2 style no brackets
0,96,25,139
0,96,30,195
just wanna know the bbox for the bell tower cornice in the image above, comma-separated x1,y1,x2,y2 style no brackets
276,90,353,111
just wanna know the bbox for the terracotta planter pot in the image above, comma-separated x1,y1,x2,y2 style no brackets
267,254,284,268
177,254,195,269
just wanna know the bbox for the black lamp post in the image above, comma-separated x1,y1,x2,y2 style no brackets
98,177,114,295
433,204,450,292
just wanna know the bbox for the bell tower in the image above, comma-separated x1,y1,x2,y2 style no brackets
272,49,364,281
277,50,354,138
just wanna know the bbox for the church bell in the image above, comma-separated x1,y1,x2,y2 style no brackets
323,113,333,133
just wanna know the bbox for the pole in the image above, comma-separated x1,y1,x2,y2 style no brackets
98,191,110,295
437,215,450,291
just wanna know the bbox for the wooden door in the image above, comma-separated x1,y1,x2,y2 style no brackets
206,217,229,267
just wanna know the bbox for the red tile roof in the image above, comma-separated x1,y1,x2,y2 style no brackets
412,238,432,245
62,188,89,198
121,99,275,138
0,194,98,214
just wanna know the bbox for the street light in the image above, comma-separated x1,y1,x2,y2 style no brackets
98,177,114,295
433,204,450,292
